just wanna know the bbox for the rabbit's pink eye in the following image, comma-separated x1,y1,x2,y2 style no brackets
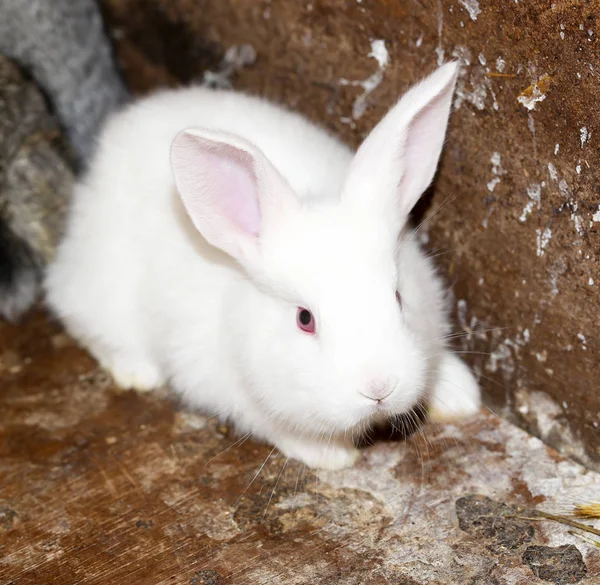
396,290,402,307
297,308,315,334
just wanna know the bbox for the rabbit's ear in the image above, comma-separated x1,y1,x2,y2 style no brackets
342,62,459,225
171,128,298,265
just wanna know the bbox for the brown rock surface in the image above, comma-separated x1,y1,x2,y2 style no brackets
98,0,600,469
1,311,599,583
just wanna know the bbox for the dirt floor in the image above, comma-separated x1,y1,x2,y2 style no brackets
1,310,599,584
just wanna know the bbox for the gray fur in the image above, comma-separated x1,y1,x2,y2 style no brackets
0,0,128,163
0,215,38,321
0,0,127,320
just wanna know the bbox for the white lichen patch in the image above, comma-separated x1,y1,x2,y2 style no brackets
547,162,558,182
558,179,570,198
368,39,389,68
486,344,514,377
554,143,560,155
481,152,505,227
571,213,585,235
458,0,481,21
452,46,495,111
527,113,536,135
593,208,600,222
580,126,589,147
339,39,389,120
496,57,506,72
435,46,445,66
519,183,541,222
487,177,501,192
536,227,552,257
201,44,257,89
517,75,551,111
457,299,469,330
546,254,567,299
550,169,584,236
479,152,505,227
527,114,538,158
487,151,506,192
518,84,546,110
490,151,502,169
481,326,533,385
488,151,506,181
436,0,445,65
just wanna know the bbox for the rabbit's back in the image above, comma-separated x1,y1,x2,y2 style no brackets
99,87,354,203
44,86,354,373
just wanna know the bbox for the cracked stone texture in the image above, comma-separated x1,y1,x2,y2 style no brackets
1,311,600,583
96,0,600,470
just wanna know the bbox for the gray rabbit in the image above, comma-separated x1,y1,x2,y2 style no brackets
0,0,127,320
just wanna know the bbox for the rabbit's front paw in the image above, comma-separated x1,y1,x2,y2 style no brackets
275,435,360,470
429,351,481,421
96,352,164,391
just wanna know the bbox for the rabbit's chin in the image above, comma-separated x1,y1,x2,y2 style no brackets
286,396,423,439
257,406,416,471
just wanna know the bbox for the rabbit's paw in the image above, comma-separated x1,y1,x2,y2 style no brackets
429,351,481,422
98,353,163,391
275,435,360,470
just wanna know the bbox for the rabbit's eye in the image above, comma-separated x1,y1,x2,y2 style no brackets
297,307,316,334
396,290,402,308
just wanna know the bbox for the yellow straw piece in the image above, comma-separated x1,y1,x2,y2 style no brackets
573,503,600,520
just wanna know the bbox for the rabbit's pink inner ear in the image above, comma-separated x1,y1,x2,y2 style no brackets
396,79,457,212
171,130,265,260
341,62,459,221
198,145,261,237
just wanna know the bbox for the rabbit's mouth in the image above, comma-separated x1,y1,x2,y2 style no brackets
354,404,429,448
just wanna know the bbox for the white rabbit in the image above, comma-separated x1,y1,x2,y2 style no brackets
45,61,481,470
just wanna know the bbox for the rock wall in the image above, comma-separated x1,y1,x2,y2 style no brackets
99,0,599,468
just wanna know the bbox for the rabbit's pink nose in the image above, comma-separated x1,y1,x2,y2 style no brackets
360,380,394,403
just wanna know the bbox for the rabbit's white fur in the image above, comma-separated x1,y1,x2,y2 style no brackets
45,62,480,469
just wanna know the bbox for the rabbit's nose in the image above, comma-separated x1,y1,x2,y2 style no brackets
360,380,394,403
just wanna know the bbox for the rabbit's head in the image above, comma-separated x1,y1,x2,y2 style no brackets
171,62,458,435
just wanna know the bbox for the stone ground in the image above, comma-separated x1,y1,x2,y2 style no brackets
1,310,599,584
